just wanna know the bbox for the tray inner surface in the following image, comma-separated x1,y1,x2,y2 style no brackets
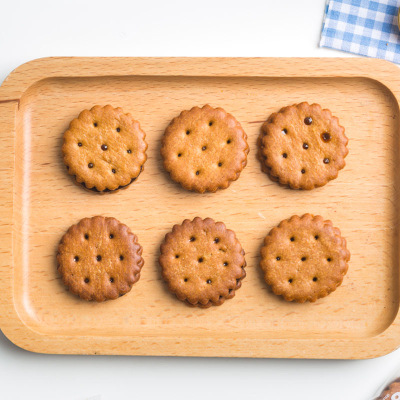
12,75,400,341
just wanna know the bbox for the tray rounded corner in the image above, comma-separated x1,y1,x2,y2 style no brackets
0,56,69,101
0,325,48,355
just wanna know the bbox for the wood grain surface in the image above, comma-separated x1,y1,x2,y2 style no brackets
0,57,399,358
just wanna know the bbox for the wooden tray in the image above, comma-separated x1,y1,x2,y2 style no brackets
1,57,400,359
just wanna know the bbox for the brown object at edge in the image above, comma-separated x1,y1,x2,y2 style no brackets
378,381,400,400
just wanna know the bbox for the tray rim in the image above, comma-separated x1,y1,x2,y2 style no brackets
1,56,400,358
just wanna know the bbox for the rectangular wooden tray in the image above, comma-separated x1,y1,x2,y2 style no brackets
1,57,400,358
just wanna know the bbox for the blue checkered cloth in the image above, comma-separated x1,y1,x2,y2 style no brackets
320,0,400,63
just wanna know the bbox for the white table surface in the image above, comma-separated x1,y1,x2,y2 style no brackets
1,1,400,399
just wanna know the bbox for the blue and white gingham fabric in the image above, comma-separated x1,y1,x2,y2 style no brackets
320,0,400,63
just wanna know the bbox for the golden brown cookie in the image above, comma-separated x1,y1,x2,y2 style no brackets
62,105,147,192
57,216,144,301
378,382,400,400
159,217,246,308
161,105,249,193
258,102,348,189
260,214,350,303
